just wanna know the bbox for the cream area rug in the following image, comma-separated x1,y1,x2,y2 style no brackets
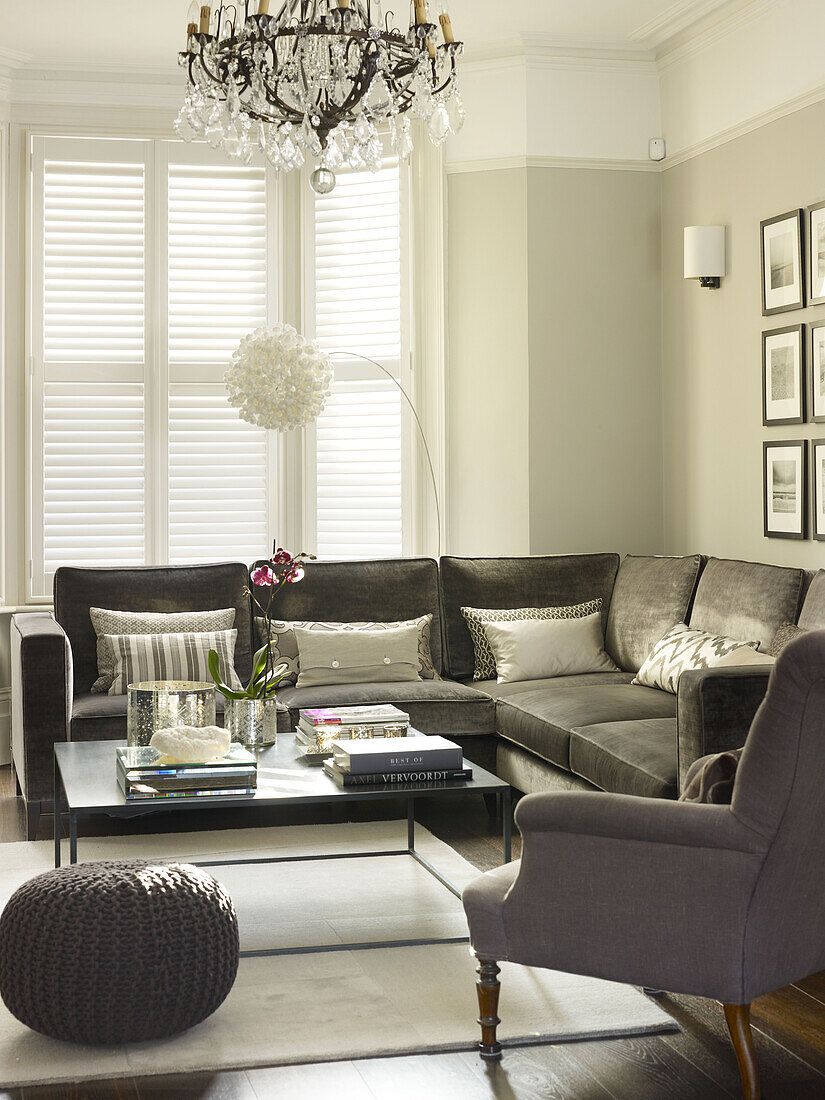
0,821,677,1086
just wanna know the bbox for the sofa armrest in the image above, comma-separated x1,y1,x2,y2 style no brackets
677,666,771,790
10,613,73,805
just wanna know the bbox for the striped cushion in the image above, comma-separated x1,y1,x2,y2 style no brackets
107,629,243,696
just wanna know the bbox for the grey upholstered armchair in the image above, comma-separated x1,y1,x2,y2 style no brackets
463,631,825,1100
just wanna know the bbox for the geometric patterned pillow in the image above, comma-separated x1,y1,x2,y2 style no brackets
461,599,603,681
632,622,759,695
771,620,806,657
89,607,237,694
254,614,441,687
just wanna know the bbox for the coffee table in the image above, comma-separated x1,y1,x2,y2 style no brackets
53,736,512,958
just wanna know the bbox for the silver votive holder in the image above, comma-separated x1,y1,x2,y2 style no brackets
126,681,217,748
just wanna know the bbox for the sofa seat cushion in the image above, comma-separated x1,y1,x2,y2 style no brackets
496,683,677,771
71,693,227,742
569,718,679,799
275,679,496,738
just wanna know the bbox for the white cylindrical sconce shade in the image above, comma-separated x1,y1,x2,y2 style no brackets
684,225,726,286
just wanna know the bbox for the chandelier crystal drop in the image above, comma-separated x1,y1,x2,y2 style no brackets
176,0,464,192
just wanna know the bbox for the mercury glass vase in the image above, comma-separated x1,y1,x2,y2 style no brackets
224,697,279,748
127,681,217,748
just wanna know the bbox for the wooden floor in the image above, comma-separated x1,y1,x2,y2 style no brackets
1,767,824,1099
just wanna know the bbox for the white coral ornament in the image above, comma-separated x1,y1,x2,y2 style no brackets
150,725,231,764
225,323,334,432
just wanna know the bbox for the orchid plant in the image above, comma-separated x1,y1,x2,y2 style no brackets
208,544,313,701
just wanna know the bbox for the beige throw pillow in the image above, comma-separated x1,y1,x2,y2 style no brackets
461,599,603,681
293,624,422,689
482,614,619,684
256,615,440,686
714,648,776,668
633,623,759,695
107,628,243,695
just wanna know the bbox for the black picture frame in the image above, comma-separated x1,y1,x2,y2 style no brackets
808,200,825,306
761,209,805,316
763,439,807,540
762,324,805,425
808,320,825,423
811,439,825,542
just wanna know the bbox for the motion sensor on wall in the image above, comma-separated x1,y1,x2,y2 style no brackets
648,138,666,162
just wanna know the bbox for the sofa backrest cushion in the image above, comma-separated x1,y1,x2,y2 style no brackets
605,555,702,673
252,558,444,675
54,563,253,694
439,554,620,681
797,570,825,630
688,557,805,654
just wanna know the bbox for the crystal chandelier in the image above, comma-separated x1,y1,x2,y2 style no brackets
176,0,464,192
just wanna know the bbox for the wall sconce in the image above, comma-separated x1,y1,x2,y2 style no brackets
684,225,726,289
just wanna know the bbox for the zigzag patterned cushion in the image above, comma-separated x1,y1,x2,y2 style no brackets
632,622,759,695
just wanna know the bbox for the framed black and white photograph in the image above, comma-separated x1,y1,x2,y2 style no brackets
764,439,807,539
808,200,825,305
811,439,825,541
808,320,825,422
761,209,805,315
763,324,805,425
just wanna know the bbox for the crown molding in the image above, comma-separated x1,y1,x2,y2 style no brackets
462,32,655,75
627,0,736,50
656,0,780,69
662,79,825,169
9,67,182,111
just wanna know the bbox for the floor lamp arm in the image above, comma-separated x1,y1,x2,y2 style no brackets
331,351,442,558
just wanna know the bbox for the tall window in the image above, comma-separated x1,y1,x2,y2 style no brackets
29,135,413,598
307,158,411,559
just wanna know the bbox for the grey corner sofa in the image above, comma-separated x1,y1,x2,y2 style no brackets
11,552,823,840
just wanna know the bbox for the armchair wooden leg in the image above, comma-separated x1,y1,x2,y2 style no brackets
724,1003,761,1100
475,958,502,1061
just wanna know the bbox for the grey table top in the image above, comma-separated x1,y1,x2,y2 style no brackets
54,736,508,815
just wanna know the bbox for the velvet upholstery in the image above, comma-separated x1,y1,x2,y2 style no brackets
276,678,495,738
10,614,72,808
71,692,229,742
605,555,701,673
496,741,599,797
495,683,676,771
676,666,772,788
568,718,678,799
688,557,805,653
469,672,635,700
251,558,443,675
797,569,825,629
54,563,253,693
439,554,620,681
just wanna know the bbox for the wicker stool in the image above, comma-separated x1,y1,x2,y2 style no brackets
0,860,239,1045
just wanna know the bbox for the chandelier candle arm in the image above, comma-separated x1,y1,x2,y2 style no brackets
176,0,464,192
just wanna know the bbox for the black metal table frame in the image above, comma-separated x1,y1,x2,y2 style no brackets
54,751,512,959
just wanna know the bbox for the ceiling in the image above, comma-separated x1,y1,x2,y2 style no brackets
0,0,739,72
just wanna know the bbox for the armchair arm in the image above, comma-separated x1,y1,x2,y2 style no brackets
515,791,766,854
10,613,72,805
677,666,771,790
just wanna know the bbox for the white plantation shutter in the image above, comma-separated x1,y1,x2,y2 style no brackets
42,383,145,571
32,138,149,591
167,162,267,363
166,155,272,565
30,138,274,597
311,159,411,559
168,386,269,564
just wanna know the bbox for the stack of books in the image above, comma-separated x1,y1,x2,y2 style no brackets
116,744,258,801
323,734,472,787
297,704,410,763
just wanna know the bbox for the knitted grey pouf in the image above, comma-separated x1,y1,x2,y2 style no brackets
0,860,239,1045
